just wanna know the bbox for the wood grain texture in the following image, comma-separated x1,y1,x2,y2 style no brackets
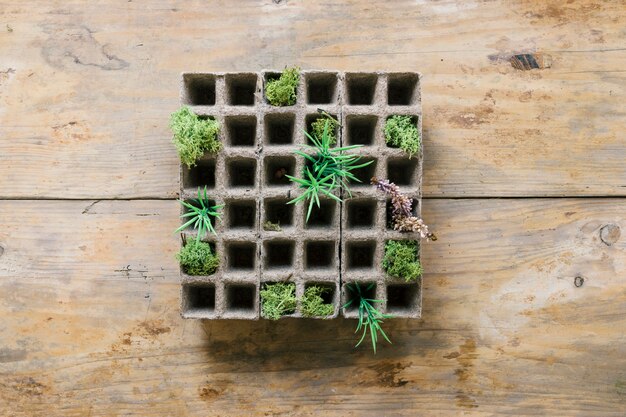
1,0,625,198
0,199,624,416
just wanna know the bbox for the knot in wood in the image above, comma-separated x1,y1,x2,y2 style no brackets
600,224,620,246
574,276,584,288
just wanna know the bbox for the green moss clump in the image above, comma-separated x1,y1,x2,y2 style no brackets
260,282,297,320
310,116,338,145
301,285,334,317
265,67,300,106
382,240,422,282
384,115,420,158
170,106,221,168
263,221,282,232
176,240,219,276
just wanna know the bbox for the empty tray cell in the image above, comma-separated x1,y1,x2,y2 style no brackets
387,73,419,105
225,73,257,106
264,155,295,186
182,158,216,189
387,157,418,186
264,240,295,269
346,241,376,269
305,113,339,144
226,242,256,270
181,198,217,231
227,158,256,188
346,73,378,105
264,198,294,228
183,283,216,311
305,199,337,228
305,241,336,270
351,157,377,186
306,72,338,104
226,284,256,311
225,115,256,146
386,198,418,229
386,284,419,313
346,199,377,229
343,282,376,312
183,73,216,105
265,113,295,145
227,200,256,229
346,115,377,145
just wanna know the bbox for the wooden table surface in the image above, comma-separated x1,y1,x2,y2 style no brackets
1,1,625,415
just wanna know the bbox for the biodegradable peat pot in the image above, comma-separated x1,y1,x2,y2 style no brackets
177,70,422,320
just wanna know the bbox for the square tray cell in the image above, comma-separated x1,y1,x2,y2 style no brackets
305,112,339,144
342,281,377,313
226,158,257,188
387,73,419,105
304,199,337,228
225,284,257,312
182,159,216,189
264,198,294,228
264,155,295,187
225,115,257,147
346,115,377,145
263,240,296,269
346,73,378,105
350,157,377,186
183,283,216,311
303,282,337,316
306,72,338,104
346,241,376,269
263,71,299,106
386,198,418,229
386,283,420,315
183,73,216,105
305,241,336,270
346,199,377,229
226,199,256,229
226,242,257,270
387,157,418,186
225,73,257,106
265,113,295,145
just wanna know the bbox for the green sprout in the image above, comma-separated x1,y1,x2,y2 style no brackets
342,283,392,353
301,285,335,317
287,120,373,222
384,115,420,158
176,239,219,276
260,282,297,320
265,66,300,106
382,240,422,282
170,106,221,167
175,186,223,241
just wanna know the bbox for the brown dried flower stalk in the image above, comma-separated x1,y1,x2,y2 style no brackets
371,177,436,240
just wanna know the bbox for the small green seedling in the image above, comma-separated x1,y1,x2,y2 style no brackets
260,282,297,320
382,240,422,282
287,120,373,222
384,115,420,158
342,283,392,354
175,186,223,241
177,239,219,276
170,106,221,167
265,67,300,106
301,285,335,317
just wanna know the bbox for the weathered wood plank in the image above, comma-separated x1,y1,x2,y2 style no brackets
0,199,624,416
1,0,625,198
